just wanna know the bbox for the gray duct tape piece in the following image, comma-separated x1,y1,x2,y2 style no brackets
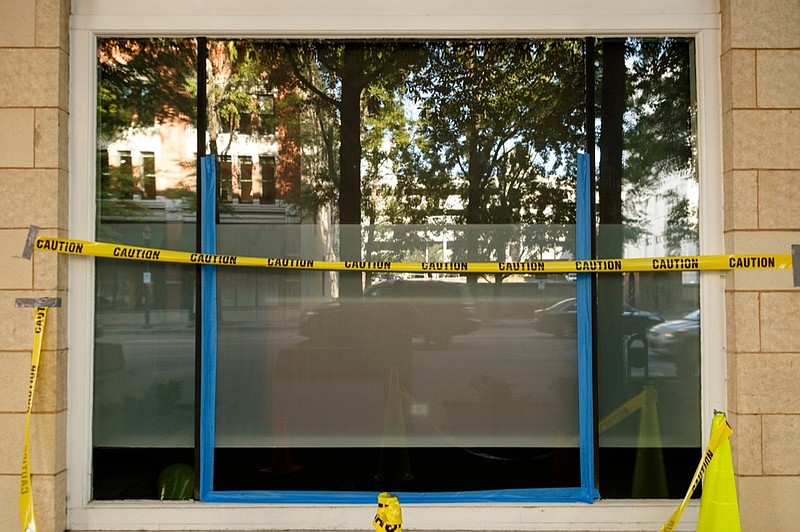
793,245,800,287
21,226,39,260
15,298,62,308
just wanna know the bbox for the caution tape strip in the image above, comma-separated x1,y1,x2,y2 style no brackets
33,236,793,274
20,307,47,532
659,417,734,532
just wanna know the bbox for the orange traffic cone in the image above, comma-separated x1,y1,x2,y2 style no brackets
261,416,302,475
696,412,741,531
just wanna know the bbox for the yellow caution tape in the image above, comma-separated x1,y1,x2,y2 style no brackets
659,417,734,532
34,236,793,274
20,307,47,532
598,387,650,434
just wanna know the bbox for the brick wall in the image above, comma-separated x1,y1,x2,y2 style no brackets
722,1,800,530
0,1,70,531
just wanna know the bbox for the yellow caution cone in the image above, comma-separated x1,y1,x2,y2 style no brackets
631,386,668,497
696,412,741,532
373,492,403,532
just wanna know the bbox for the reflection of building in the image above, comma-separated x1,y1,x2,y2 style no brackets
624,169,700,316
96,87,307,326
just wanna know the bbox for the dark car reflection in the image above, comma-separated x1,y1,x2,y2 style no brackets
299,279,481,346
533,297,663,337
646,309,700,357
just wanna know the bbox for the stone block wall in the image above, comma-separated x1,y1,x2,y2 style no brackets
722,1,800,531
0,1,70,531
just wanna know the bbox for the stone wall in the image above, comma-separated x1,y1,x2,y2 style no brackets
0,1,70,531
722,1,800,530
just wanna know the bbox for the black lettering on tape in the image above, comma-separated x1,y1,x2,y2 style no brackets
729,256,776,269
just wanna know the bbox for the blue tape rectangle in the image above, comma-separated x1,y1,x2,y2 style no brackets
199,153,598,504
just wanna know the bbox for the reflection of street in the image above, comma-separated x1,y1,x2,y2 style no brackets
93,316,698,449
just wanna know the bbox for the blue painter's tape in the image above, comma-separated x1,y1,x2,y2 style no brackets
576,153,599,500
199,155,217,500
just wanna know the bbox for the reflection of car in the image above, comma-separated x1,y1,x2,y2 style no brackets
299,279,481,346
533,297,663,338
646,309,700,357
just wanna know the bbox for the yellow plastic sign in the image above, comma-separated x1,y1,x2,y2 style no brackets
33,236,793,274
20,307,47,532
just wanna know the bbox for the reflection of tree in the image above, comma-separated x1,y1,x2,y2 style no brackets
281,41,426,296
596,37,696,416
410,40,584,289
98,39,196,142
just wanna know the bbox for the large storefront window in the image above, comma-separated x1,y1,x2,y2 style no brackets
92,36,699,502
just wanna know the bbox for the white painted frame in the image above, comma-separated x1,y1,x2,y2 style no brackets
68,1,723,529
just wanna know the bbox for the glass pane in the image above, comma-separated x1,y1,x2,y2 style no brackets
213,224,582,491
595,38,701,498
93,38,198,499
207,38,588,493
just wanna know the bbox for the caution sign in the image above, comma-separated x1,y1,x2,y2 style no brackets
32,235,793,275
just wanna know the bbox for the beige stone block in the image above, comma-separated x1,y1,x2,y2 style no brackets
0,108,34,168
731,413,762,475
758,50,800,109
723,170,758,231
0,292,60,352
762,414,800,475
720,0,732,52
722,49,756,112
33,247,68,294
34,108,68,169
0,229,34,289
0,411,63,475
761,292,800,352
0,352,31,412
737,352,800,414
0,0,35,47
0,348,68,414
36,0,70,50
739,476,800,532
0,169,61,228
759,170,800,229
729,0,800,48
732,109,800,170
725,230,796,291
0,49,65,108
0,470,67,532
727,291,760,353
722,109,734,172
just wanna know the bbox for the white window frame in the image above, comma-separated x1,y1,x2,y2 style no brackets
68,1,724,529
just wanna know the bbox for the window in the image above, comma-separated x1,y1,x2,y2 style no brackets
90,34,701,502
69,2,723,529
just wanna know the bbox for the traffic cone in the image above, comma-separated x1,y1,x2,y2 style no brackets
696,412,741,531
631,386,668,497
376,368,412,482
261,416,302,475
